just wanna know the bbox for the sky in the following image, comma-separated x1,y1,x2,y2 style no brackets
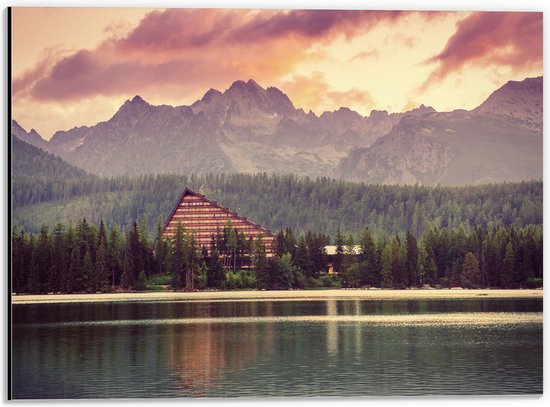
11,6,543,139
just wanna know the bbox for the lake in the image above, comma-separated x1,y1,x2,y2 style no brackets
11,294,543,398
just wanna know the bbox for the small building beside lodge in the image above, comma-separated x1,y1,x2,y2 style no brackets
325,245,362,274
163,188,275,255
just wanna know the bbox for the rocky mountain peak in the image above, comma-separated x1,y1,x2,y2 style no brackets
11,119,47,148
11,119,24,133
112,95,153,121
407,104,436,115
131,95,147,104
368,109,390,122
200,88,223,103
474,76,542,132
266,86,295,115
24,76,541,184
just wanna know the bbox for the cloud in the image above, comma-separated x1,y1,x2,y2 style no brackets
423,12,542,86
348,50,380,63
13,9,415,104
281,72,373,114
228,10,406,42
12,47,66,99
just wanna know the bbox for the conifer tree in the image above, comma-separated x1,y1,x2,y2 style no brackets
333,227,344,274
121,240,135,289
170,222,185,288
228,227,237,271
37,225,51,292
196,261,208,289
155,215,167,274
425,256,438,286
95,241,109,292
283,228,297,258
294,236,313,277
135,270,148,291
461,252,481,288
342,235,357,272
417,240,428,285
359,227,379,286
12,229,28,293
47,222,65,293
185,233,198,290
406,231,419,287
253,234,268,284
82,249,94,293
380,244,393,289
391,236,406,288
207,248,225,288
501,242,514,288
108,225,123,288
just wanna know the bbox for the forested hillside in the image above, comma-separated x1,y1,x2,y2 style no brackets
12,135,88,179
12,172,542,237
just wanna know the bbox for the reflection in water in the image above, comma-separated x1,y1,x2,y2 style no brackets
12,298,543,398
326,299,338,355
166,322,274,397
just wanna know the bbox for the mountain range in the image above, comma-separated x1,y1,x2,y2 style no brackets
11,76,542,185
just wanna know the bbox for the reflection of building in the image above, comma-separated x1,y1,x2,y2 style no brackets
325,245,361,274
166,305,275,396
163,188,275,254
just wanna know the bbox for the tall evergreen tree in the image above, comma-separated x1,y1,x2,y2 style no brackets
275,230,286,257
25,235,41,293
121,239,135,289
228,226,237,271
380,243,393,289
391,236,406,288
417,240,428,286
95,241,109,292
154,215,167,274
333,227,344,274
501,242,515,288
461,252,481,288
108,224,123,288
47,222,65,293
342,235,357,272
36,225,51,292
425,256,438,286
185,233,198,290
294,235,313,277
283,228,297,258
359,227,379,286
82,249,94,293
253,234,268,284
207,249,225,288
170,222,185,288
405,231,419,287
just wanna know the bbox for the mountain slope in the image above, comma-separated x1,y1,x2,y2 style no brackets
15,76,543,185
41,80,434,177
48,96,233,176
474,76,542,132
11,120,48,149
337,77,542,185
11,133,88,179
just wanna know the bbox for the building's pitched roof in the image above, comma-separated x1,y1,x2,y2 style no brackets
164,188,275,237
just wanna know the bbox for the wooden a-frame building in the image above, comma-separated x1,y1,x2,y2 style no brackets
163,188,275,255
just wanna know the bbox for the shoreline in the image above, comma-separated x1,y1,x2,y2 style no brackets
10,288,543,304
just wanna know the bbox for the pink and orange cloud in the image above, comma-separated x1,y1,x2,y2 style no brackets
13,9,418,104
424,12,542,85
11,8,543,138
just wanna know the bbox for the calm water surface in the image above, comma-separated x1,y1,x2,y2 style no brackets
12,297,542,398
